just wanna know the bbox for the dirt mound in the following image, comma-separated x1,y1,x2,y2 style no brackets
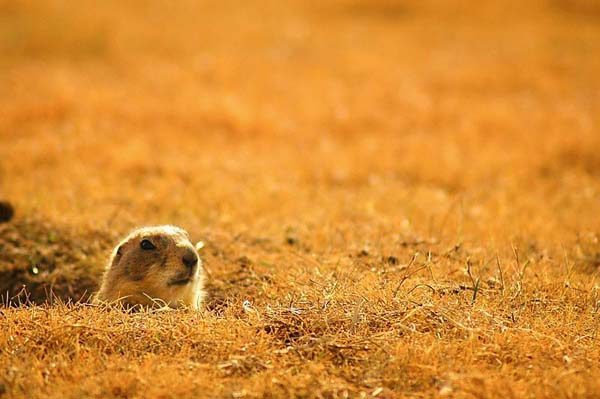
0,217,114,305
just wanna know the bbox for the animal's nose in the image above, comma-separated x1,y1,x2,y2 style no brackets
182,250,198,269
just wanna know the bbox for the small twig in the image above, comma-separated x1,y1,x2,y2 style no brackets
496,254,505,295
465,257,480,305
471,278,480,305
511,244,530,300
392,253,423,297
406,284,436,296
425,251,436,283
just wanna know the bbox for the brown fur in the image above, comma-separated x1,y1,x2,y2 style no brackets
95,226,205,309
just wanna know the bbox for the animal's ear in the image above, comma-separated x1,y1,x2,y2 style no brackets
111,245,124,268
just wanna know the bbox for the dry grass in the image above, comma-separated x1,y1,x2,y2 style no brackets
1,0,600,397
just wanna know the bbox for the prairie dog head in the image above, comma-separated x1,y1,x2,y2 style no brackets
96,225,205,309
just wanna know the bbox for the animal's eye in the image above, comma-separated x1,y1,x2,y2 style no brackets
140,239,156,250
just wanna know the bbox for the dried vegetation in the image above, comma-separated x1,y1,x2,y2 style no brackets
1,0,600,397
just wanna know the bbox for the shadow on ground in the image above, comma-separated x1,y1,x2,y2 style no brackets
0,216,113,305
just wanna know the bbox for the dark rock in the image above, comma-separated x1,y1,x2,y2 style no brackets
0,201,14,223
386,256,399,265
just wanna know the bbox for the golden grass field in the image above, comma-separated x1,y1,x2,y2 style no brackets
1,0,600,397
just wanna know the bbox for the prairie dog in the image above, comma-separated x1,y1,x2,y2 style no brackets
95,226,205,309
